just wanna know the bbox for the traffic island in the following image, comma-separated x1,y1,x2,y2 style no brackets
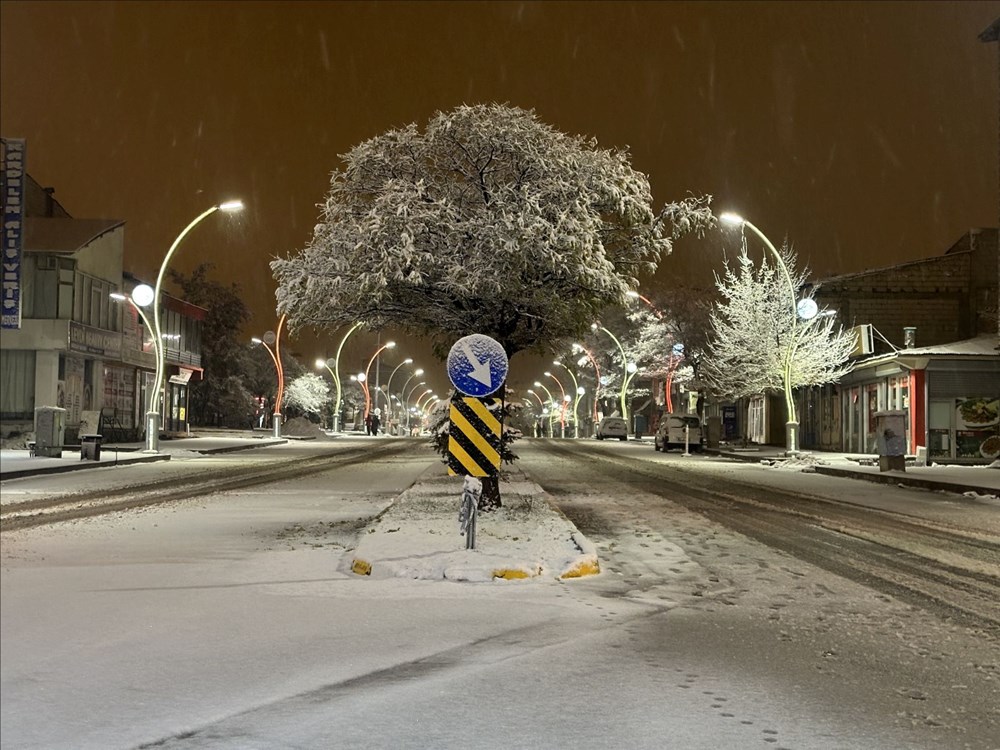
349,467,600,582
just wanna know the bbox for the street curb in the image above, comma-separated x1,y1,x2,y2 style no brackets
812,465,998,497
349,470,601,582
0,452,170,480
189,439,287,454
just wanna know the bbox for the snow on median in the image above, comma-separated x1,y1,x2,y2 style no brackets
350,472,600,582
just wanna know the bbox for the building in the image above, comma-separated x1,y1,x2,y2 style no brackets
721,228,999,461
0,160,205,444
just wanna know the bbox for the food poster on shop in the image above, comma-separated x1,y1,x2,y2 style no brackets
58,357,85,425
954,398,1000,460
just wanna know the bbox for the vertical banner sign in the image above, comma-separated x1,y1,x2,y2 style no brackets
1,138,25,330
448,397,502,477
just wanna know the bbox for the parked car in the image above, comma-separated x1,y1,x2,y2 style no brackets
595,416,628,440
654,413,703,452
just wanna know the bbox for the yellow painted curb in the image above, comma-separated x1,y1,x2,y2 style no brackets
492,567,541,580
351,559,372,576
559,557,601,579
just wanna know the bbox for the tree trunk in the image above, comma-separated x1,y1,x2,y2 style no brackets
479,475,502,512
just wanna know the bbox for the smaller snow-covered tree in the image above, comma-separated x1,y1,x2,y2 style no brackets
704,245,855,404
283,373,331,418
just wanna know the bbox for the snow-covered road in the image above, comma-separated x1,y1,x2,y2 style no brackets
2,439,997,749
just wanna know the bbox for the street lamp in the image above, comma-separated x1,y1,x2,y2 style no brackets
720,211,815,453
625,289,664,319
553,360,583,438
591,323,633,426
320,322,362,433
145,200,243,453
251,314,287,438
384,357,413,431
533,381,557,437
362,341,396,423
545,370,570,438
403,379,426,433
415,390,436,412
111,284,159,365
573,342,602,429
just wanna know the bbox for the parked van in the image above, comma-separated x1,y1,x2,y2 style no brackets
654,413,703,452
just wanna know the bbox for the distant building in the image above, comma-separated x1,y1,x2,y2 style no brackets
730,229,999,461
0,161,205,443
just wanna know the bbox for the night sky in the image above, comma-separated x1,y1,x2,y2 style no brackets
2,1,997,395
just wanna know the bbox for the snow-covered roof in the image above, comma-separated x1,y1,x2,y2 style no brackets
853,334,999,370
25,217,124,254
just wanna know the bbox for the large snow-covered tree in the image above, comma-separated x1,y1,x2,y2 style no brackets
703,246,855,402
282,373,330,417
270,103,713,357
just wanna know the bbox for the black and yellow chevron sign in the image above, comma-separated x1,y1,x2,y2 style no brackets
448,397,501,477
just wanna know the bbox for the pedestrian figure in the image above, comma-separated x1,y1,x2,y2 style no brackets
370,410,381,436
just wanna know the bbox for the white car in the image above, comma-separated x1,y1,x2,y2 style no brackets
654,413,703,452
595,416,628,440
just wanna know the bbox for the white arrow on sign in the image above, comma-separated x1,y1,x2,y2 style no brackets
461,340,493,386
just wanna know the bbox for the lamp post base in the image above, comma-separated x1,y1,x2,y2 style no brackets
272,413,282,438
143,411,160,454
785,420,800,455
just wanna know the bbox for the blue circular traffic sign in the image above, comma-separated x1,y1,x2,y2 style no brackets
447,334,508,397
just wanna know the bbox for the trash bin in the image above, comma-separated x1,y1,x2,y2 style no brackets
33,406,67,458
80,433,103,461
633,413,648,440
874,410,907,472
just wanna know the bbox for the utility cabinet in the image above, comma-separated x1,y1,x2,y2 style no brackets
33,406,67,458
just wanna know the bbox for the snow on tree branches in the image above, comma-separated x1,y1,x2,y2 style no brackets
283,373,330,416
271,103,713,357
703,245,855,400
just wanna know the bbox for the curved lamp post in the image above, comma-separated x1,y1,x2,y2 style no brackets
553,360,583,438
315,357,337,430
384,357,413,431
591,323,631,423
111,283,159,364
625,289,664,319
533,381,557,437
720,212,815,453
323,322,362,432
363,341,395,422
403,379,426,433
544,371,570,438
144,200,243,452
251,314,287,438
573,343,602,430
526,389,547,436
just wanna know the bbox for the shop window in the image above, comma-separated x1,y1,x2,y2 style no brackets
0,350,35,419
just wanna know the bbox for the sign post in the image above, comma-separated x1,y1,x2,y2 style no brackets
445,335,509,549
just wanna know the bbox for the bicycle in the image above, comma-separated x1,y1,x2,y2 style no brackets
459,475,482,550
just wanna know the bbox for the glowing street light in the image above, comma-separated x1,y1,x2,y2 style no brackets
591,322,633,425
384,357,413,430
318,322,362,433
533,381,557,436
550,364,581,438
625,289,664,319
111,284,158,365
251,314,287,438
573,342,602,429
144,200,243,452
362,341,396,423
720,211,816,453
544,372,570,438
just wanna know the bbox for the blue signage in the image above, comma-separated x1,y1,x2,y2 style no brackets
447,334,508,397
1,138,25,330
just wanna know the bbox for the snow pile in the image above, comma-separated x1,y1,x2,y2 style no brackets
280,417,330,439
760,453,831,473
